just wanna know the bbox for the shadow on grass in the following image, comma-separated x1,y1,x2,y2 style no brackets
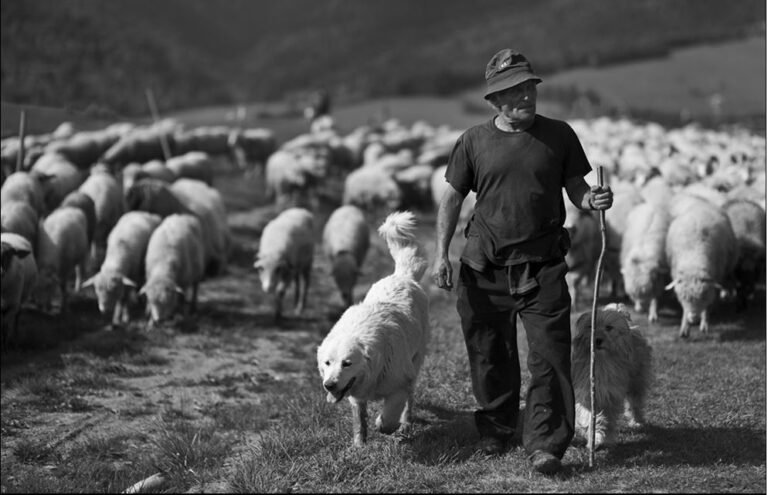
404,402,484,465
606,424,766,467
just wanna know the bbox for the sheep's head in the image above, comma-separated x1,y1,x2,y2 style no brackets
253,257,288,295
1,241,31,278
139,277,183,324
82,271,136,316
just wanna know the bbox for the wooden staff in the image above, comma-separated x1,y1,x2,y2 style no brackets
589,165,607,468
145,87,172,161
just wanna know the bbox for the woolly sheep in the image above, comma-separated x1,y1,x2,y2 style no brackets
602,179,643,297
665,196,738,338
60,190,96,245
165,151,215,186
82,211,162,325
44,129,119,169
228,127,277,169
322,205,370,308
1,232,38,347
79,169,125,249
34,206,90,313
140,213,206,325
31,152,88,212
254,207,315,321
620,201,672,323
125,178,192,218
342,165,402,216
141,160,177,183
1,171,48,216
722,198,766,309
393,163,434,211
265,148,329,209
1,200,39,248
169,178,231,276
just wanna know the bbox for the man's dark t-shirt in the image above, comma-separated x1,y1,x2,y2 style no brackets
445,114,591,271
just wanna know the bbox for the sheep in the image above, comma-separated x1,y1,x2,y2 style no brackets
620,201,672,323
101,124,177,167
322,205,370,308
30,152,88,212
165,151,215,186
140,160,177,183
665,195,738,338
79,169,124,248
82,211,163,325
44,129,119,169
60,190,96,245
1,232,38,348
721,198,766,309
602,179,643,298
34,206,90,313
253,207,315,321
342,165,402,217
125,178,192,218
1,171,48,217
228,127,277,171
393,163,434,211
140,213,206,326
169,178,231,276
265,148,329,209
1,200,39,248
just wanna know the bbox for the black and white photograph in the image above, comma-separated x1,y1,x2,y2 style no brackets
1,1,765,492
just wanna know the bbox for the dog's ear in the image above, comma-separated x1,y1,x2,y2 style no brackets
575,312,591,332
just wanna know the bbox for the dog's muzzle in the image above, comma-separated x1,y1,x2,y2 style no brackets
324,377,356,403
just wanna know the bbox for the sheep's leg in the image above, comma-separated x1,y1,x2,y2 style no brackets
648,298,658,323
678,313,690,339
700,309,709,334
112,302,123,327
399,389,414,426
59,279,69,315
190,283,199,314
74,264,84,292
351,399,368,447
376,389,409,435
296,267,311,314
274,289,285,322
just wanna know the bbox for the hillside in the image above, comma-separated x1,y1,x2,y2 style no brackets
1,0,764,117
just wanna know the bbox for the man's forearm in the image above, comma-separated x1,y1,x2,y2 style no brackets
436,190,463,257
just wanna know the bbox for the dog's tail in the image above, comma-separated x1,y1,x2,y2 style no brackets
378,210,428,281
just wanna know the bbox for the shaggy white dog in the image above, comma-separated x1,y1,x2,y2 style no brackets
571,303,653,449
317,210,430,447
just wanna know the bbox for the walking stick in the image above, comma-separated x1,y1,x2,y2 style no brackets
589,166,607,468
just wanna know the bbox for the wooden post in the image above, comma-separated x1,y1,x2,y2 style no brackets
145,88,172,161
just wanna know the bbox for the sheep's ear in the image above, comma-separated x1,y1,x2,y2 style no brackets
174,285,185,295
138,285,147,296
122,277,137,288
664,280,677,291
253,260,262,271
81,275,96,289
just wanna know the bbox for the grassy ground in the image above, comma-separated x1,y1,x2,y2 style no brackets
0,161,765,492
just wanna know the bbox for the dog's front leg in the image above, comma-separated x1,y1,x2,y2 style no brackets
351,398,368,447
376,390,409,435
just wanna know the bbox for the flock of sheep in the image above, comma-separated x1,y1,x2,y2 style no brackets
0,110,765,349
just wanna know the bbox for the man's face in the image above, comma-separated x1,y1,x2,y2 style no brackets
491,80,537,122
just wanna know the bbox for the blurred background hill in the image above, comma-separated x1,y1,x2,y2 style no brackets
1,0,764,124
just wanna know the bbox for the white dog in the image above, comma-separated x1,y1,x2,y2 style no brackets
317,211,430,447
571,303,653,449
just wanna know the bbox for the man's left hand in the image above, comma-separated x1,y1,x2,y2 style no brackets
589,185,613,210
